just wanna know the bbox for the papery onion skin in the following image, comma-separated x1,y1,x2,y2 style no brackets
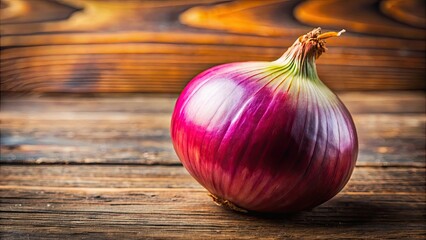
171,28,358,213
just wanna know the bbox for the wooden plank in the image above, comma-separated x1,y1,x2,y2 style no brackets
0,165,425,239
0,114,424,166
1,91,424,114
2,192,424,239
1,0,425,92
0,165,424,193
1,93,424,166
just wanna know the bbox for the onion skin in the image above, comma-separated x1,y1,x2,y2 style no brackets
171,28,358,213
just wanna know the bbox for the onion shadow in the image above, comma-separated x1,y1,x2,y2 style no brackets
223,195,402,227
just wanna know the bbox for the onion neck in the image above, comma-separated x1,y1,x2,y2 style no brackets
274,28,345,81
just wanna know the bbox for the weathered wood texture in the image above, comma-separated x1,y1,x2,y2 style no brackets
1,92,425,166
1,0,425,93
0,165,424,239
0,92,425,239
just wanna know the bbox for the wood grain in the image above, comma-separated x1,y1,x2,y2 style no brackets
295,0,426,39
0,91,425,239
0,165,425,239
1,0,425,93
381,0,426,28
2,2,426,236
1,92,425,166
1,165,425,193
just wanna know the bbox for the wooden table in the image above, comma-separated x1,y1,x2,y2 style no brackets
1,0,425,238
0,92,425,239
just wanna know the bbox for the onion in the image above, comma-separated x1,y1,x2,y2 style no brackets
171,28,358,213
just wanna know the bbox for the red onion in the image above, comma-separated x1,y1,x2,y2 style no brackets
171,28,358,213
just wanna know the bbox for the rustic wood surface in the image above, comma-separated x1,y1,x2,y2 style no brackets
0,166,424,239
1,0,425,238
1,92,425,167
0,92,425,239
1,0,425,93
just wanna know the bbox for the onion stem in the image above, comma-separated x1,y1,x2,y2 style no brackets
317,29,346,40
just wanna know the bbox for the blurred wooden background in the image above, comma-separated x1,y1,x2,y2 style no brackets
1,0,425,93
